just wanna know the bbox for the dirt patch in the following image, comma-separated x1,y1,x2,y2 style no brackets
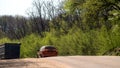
0,58,70,68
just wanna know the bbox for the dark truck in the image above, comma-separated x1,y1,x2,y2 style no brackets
0,43,21,59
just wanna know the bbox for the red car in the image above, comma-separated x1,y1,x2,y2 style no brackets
37,45,58,58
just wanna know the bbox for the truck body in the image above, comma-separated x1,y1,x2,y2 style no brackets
0,43,21,59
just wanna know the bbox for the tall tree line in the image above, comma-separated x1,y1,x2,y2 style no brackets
0,0,120,39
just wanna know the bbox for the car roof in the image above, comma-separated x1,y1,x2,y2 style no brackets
40,45,55,50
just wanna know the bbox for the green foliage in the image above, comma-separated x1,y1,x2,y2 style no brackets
64,0,84,13
64,0,120,29
0,38,11,44
17,25,120,56
110,25,120,48
20,34,43,58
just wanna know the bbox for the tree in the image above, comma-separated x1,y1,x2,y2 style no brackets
64,0,120,30
0,15,29,39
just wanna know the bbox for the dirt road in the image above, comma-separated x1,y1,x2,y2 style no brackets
0,56,120,68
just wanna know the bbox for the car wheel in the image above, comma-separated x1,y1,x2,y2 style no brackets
40,54,43,58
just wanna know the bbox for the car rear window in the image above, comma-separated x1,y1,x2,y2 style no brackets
45,46,56,49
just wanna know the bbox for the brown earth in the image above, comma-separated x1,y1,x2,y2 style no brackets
0,56,120,68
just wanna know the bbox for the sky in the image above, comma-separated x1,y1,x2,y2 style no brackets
0,0,33,16
0,0,62,17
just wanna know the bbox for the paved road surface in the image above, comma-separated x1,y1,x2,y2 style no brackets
0,56,120,68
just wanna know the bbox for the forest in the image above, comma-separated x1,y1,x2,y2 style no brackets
0,0,120,57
